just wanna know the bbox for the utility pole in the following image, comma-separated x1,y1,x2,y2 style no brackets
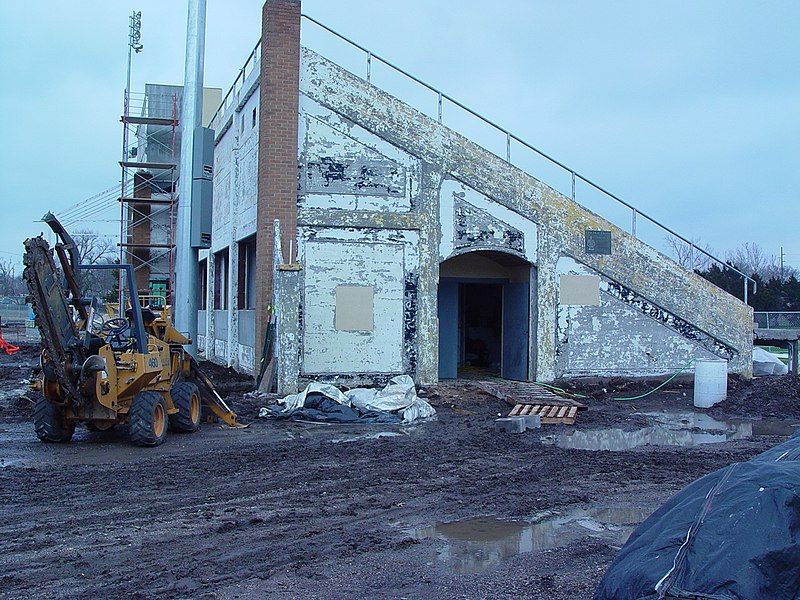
174,0,207,355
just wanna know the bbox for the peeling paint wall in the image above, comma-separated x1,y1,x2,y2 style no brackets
555,257,728,376
199,67,260,373
202,41,752,385
297,46,752,382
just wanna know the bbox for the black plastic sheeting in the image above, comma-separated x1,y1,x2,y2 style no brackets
261,392,402,424
595,434,800,600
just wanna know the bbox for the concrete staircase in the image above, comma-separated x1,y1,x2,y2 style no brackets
297,44,752,379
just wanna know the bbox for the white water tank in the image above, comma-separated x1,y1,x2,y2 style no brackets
693,359,728,408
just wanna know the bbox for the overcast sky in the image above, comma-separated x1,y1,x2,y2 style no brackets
0,1,797,271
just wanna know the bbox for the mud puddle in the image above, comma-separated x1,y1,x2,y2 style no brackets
405,505,651,573
542,411,799,451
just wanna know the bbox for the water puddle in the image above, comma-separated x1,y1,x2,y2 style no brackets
330,431,405,444
407,506,650,573
542,411,799,451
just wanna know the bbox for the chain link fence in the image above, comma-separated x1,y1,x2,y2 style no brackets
754,312,800,329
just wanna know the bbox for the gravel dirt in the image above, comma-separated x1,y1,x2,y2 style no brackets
1,344,797,599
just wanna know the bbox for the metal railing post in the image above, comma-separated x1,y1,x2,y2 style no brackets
744,279,748,305
689,242,695,271
437,92,442,123
766,312,770,329
631,209,637,236
506,133,511,162
571,172,576,201
366,51,372,82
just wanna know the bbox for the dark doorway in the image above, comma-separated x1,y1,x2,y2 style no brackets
438,251,533,381
461,283,503,376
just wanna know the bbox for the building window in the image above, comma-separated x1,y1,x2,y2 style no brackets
198,258,208,310
213,249,229,310
237,236,256,310
252,106,257,128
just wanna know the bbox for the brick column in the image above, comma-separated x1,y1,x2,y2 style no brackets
131,171,153,294
255,0,301,357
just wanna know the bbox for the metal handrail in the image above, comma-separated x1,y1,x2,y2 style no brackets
209,40,262,132
204,14,757,304
298,14,756,304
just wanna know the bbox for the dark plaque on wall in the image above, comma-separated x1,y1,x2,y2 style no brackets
585,230,612,255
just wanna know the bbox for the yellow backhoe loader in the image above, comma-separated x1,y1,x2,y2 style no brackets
23,213,243,446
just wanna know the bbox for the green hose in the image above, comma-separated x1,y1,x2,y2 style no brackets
611,360,695,401
534,381,588,399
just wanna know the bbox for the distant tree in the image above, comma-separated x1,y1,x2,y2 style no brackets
0,257,25,297
71,230,117,299
666,236,714,271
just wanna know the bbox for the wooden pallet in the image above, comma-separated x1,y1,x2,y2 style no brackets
509,403,579,425
469,381,586,410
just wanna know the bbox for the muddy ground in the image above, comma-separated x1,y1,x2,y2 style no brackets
0,345,798,599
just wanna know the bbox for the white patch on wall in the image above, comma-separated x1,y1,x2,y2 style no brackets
559,275,600,306
555,257,720,376
335,285,374,331
298,95,420,212
439,179,538,263
300,228,418,375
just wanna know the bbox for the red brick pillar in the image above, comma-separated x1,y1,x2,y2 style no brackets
255,0,301,355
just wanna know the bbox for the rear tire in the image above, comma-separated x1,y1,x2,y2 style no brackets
129,391,168,447
168,382,202,433
33,398,75,443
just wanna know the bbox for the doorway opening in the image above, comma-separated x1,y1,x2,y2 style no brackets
461,283,503,376
438,251,533,381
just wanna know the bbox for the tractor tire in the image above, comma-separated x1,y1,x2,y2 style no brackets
168,382,202,433
129,391,168,447
33,397,75,443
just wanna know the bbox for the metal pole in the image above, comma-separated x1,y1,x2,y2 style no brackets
366,51,371,82
119,11,142,314
631,209,637,236
174,0,206,356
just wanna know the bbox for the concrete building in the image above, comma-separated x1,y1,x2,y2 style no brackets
197,0,752,392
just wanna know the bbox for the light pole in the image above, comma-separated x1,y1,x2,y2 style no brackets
174,0,207,355
119,11,143,311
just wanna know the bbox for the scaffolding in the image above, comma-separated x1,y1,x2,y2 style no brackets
118,89,179,308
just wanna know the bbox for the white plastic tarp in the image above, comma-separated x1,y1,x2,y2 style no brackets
266,375,436,423
753,347,789,376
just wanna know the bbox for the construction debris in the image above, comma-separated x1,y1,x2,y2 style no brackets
259,376,435,424
0,328,20,355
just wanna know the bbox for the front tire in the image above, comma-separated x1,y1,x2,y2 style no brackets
129,391,168,447
168,382,201,433
33,398,75,443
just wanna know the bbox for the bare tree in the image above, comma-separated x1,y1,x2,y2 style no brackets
72,230,115,265
0,257,26,297
71,230,116,298
666,236,714,271
725,242,796,280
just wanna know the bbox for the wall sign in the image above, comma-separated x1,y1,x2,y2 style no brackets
585,230,612,255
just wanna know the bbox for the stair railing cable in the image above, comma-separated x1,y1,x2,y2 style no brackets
296,14,756,304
